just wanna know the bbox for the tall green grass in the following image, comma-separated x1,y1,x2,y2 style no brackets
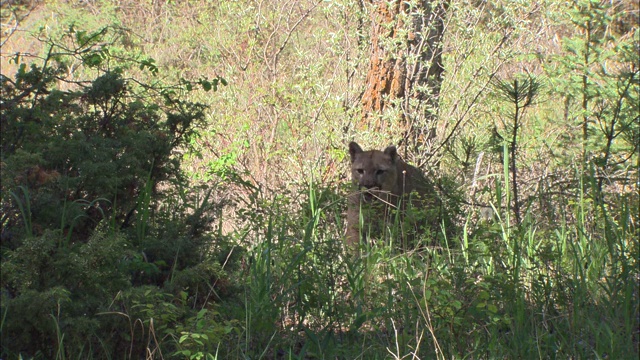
235,160,638,359
5,153,635,359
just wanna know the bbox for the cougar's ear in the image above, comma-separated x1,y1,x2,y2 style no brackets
383,145,397,162
348,142,363,163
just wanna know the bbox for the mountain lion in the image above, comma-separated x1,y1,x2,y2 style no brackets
346,141,438,247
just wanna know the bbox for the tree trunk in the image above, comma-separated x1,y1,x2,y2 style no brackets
360,0,448,149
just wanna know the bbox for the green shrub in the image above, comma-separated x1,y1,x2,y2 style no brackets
0,26,232,358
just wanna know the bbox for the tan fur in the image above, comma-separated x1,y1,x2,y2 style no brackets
346,142,433,247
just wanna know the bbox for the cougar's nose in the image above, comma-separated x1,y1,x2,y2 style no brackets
359,178,377,189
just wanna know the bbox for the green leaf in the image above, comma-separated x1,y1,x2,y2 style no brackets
197,308,207,319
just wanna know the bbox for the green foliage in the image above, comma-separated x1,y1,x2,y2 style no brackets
1,229,131,357
545,0,639,171
491,74,542,225
1,1,637,359
0,25,233,358
227,174,631,358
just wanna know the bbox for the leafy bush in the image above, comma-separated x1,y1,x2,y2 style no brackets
0,27,234,358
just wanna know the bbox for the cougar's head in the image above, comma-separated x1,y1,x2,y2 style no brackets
349,141,398,202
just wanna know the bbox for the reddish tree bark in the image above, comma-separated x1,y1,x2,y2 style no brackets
361,0,448,140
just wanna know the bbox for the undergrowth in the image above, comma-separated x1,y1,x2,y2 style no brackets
1,0,638,359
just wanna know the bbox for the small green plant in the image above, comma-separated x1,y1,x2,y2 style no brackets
492,74,541,225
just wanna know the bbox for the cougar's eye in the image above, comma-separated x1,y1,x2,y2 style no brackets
376,169,386,176
356,168,364,175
